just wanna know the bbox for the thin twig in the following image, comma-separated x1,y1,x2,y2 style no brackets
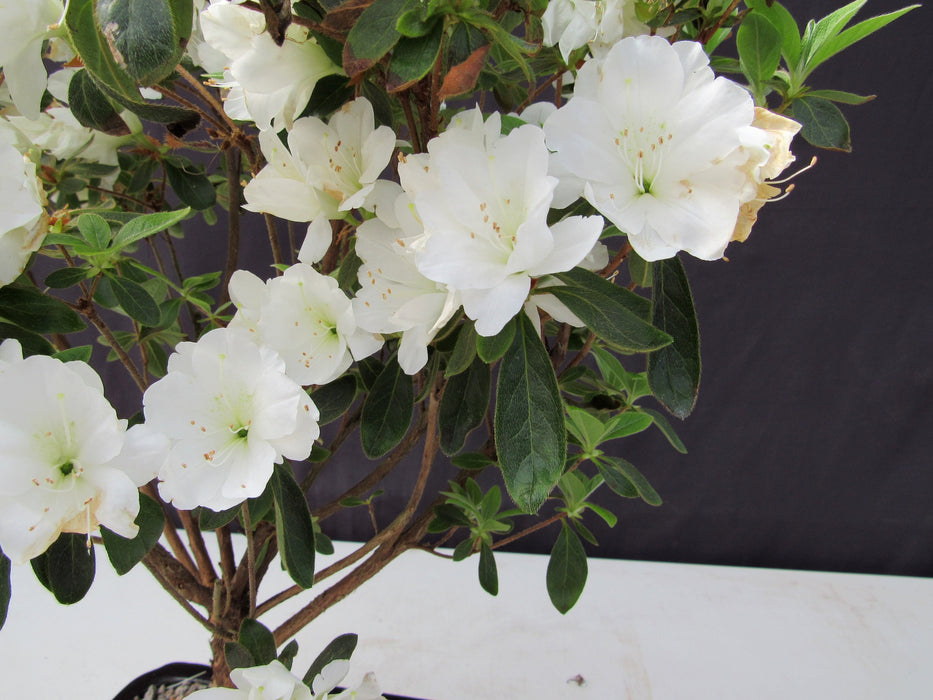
179,509,217,586
81,302,147,392
219,148,242,306
264,213,285,269
492,512,567,550
241,503,258,618
175,63,240,134
216,526,236,613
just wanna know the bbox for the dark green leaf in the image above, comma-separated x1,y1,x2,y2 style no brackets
638,407,687,454
0,323,55,356
95,0,194,85
0,546,10,631
737,12,783,92
67,69,130,135
478,542,498,596
445,321,477,377
386,23,444,92
77,213,112,249
343,0,417,78
627,249,652,288
238,618,278,666
495,314,565,513
440,355,490,456
278,639,300,670
53,345,94,363
596,455,661,505
100,494,165,575
224,642,256,671
546,522,587,614
648,257,700,419
396,8,439,37
271,463,316,589
360,353,413,458
112,208,191,249
36,533,95,605
476,316,516,363
199,503,239,530
245,481,275,524
0,286,85,333
452,538,474,561
105,272,163,326
303,633,359,686
356,356,383,391
551,269,671,352
451,452,494,471
165,161,216,210
791,96,852,151
744,0,801,67
45,267,92,289
314,531,334,555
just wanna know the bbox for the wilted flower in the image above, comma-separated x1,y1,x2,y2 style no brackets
0,341,163,565
143,328,319,512
545,36,772,261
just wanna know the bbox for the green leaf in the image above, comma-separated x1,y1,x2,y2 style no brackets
478,542,498,596
112,208,191,249
790,96,852,151
0,546,10,631
396,8,439,37
45,267,92,289
0,286,85,333
638,407,687,454
199,504,239,530
440,355,490,456
627,249,652,288
360,353,414,458
806,4,918,75
546,522,587,614
451,452,494,471
310,375,358,425
445,321,477,378
271,463,316,589
77,213,113,249
343,0,417,78
601,411,653,441
745,0,801,67
596,455,661,505
33,533,96,605
803,89,875,105
278,639,300,670
551,269,671,352
67,69,130,135
303,634,359,687
737,12,783,98
100,494,165,575
648,257,700,419
105,271,163,326
0,323,55,356
224,642,256,671
53,345,94,363
95,0,194,86
165,161,217,210
238,618,278,666
452,537,474,561
386,22,444,92
476,316,516,363
495,314,565,513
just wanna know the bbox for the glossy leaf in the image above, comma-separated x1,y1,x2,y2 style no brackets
105,272,162,326
0,286,85,333
310,375,358,425
596,455,661,505
791,96,852,151
440,355,490,456
303,633,359,686
343,0,417,78
648,257,700,419
67,69,130,135
271,463,316,589
478,542,498,596
546,522,587,614
386,23,444,92
551,269,671,352
33,533,96,605
360,354,413,458
100,494,165,575
495,314,565,513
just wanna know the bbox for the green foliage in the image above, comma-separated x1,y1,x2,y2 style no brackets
271,464,316,589
100,494,165,575
360,353,414,458
546,522,587,614
439,355,491,455
310,375,359,425
303,634,359,687
30,533,96,605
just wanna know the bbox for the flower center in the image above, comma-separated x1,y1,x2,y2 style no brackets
59,460,75,476
615,125,673,195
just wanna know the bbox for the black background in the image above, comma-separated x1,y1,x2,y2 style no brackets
105,0,933,577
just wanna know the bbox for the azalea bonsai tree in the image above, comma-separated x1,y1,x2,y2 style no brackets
0,0,916,693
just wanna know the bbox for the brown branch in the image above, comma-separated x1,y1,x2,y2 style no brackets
492,512,567,551
175,63,240,134
143,541,214,610
559,331,596,378
600,242,632,278
264,213,285,269
216,526,236,613
219,148,242,306
80,302,147,392
142,552,225,636
179,509,217,586
400,92,422,153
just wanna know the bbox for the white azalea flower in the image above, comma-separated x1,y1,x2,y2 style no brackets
544,35,769,261
352,184,460,375
0,345,162,565
229,265,383,386
0,0,62,119
0,128,48,286
143,327,319,512
199,0,340,130
186,660,313,700
243,98,396,247
398,110,603,336
542,0,667,63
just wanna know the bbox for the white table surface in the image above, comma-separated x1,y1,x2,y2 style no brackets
2,539,932,699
